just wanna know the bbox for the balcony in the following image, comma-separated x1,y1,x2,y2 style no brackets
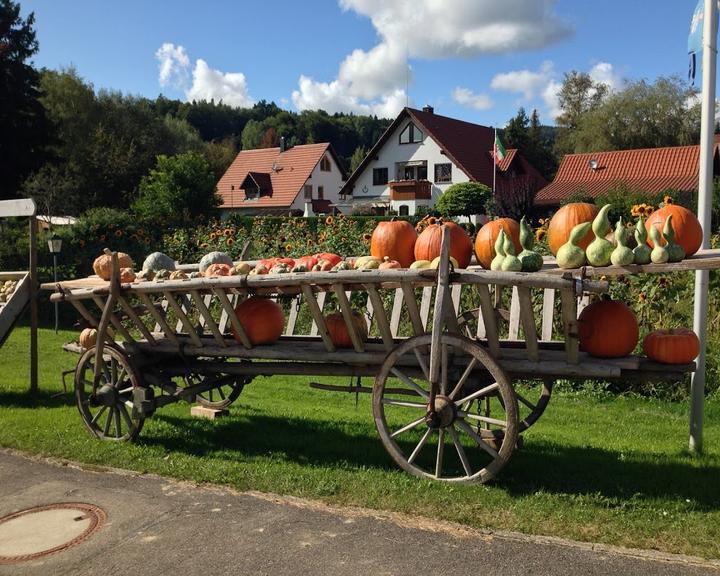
388,179,431,200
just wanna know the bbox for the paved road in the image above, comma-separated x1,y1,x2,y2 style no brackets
0,449,718,576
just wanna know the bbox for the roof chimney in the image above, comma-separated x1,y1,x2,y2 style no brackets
422,105,434,114
280,136,286,152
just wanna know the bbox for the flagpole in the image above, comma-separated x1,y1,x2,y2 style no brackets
689,0,716,453
493,128,497,195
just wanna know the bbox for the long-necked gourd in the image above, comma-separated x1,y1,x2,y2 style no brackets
501,231,522,271
586,204,614,266
649,224,669,264
490,229,507,271
557,221,591,269
633,216,651,264
518,216,543,272
610,218,634,266
662,214,685,262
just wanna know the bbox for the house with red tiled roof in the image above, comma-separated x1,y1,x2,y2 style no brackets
340,106,547,215
217,142,347,215
535,145,720,207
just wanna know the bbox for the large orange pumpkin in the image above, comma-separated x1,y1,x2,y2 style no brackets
93,252,134,280
325,310,368,349
414,221,472,268
232,297,284,345
205,263,232,277
371,219,418,268
577,298,638,358
79,328,97,349
645,204,703,257
547,202,598,256
643,328,699,364
474,219,521,269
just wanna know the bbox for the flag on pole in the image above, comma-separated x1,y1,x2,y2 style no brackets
688,0,704,85
494,132,507,165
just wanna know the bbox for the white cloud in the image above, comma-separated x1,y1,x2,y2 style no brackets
294,0,572,117
452,87,493,111
155,43,254,108
490,61,554,99
186,60,254,108
542,79,563,121
589,61,621,92
156,43,190,88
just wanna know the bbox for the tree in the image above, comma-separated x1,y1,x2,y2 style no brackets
0,0,50,199
132,152,221,228
503,107,529,151
22,164,81,219
349,146,367,173
554,71,609,156
241,120,264,150
434,182,492,217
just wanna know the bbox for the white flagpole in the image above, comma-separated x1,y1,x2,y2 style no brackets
493,128,497,195
689,0,717,453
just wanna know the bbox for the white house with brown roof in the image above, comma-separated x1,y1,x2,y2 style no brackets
341,106,546,216
217,142,347,215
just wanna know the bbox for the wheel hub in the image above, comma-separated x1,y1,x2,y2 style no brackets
425,395,456,429
96,384,118,408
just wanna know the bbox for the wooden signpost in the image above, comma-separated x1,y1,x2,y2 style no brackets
0,199,38,392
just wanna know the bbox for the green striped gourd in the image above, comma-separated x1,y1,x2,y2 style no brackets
662,215,686,262
649,225,669,264
557,221,591,269
490,230,507,271
633,216,651,264
501,232,522,271
586,204,614,266
518,217,543,272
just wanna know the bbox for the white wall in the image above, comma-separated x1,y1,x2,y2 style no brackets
290,151,345,213
350,118,469,214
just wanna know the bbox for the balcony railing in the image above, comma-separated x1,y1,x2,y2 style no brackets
388,179,431,200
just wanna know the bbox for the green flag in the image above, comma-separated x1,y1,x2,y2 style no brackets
494,133,507,164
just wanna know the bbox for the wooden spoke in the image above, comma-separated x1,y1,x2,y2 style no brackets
380,398,427,409
455,419,499,458
449,357,478,400
458,412,508,428
516,391,538,411
114,408,122,438
449,425,473,477
413,348,430,380
435,429,445,479
389,367,429,399
454,382,500,407
189,372,248,410
440,343,448,395
90,405,107,426
103,408,113,437
119,403,133,430
390,416,426,439
408,428,433,464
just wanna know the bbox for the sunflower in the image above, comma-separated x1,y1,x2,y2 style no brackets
114,229,123,237
224,228,234,237
226,238,234,247
535,229,547,242
201,242,209,249
285,243,294,252
428,217,437,225
638,292,647,302
325,216,335,225
99,234,106,242
362,233,372,241
645,206,654,214
78,239,85,248
209,232,217,240
307,239,314,247
664,195,674,205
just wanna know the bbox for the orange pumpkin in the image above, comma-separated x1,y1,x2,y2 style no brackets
313,252,342,267
325,310,368,349
232,297,284,345
294,255,318,269
371,219,418,268
643,328,699,364
474,219,521,269
547,202,598,256
645,204,703,257
119,268,136,283
414,221,472,268
205,263,232,277
79,328,97,349
379,257,402,269
577,298,638,358
93,252,134,280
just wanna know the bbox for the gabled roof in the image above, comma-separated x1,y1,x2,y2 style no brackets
241,171,273,193
341,107,544,193
218,143,346,209
535,145,719,206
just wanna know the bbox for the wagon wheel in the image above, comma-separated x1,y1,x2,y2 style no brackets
75,346,144,442
373,334,518,483
456,309,479,339
185,371,249,410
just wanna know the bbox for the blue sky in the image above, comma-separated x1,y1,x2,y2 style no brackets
20,1,701,127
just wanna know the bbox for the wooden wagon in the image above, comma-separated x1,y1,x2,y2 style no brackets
44,229,719,483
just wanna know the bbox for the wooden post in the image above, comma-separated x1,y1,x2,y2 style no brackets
29,215,38,393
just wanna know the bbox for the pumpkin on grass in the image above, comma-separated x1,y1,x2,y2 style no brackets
371,219,417,268
232,297,284,345
547,202,598,256
643,328,699,364
79,328,97,349
577,297,638,358
325,310,368,349
645,204,703,257
415,220,472,268
474,219,521,269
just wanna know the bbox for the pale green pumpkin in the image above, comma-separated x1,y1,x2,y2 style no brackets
557,221,591,269
649,225,669,264
662,214,686,262
610,218,634,266
518,216,543,272
501,232,522,271
632,216,652,264
586,204,614,266
490,230,507,271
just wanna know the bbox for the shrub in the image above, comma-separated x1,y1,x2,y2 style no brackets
435,182,491,217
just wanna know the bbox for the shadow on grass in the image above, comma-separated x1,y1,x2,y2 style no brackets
0,389,74,409
143,408,720,510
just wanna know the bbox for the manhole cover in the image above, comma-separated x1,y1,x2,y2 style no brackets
0,503,106,564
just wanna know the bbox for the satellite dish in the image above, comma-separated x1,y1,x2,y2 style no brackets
588,159,599,170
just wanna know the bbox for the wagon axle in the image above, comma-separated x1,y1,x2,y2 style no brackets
424,395,457,429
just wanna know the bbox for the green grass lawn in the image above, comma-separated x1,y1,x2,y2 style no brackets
1,326,719,558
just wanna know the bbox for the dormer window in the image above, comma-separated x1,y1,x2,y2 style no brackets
399,122,423,144
320,155,331,172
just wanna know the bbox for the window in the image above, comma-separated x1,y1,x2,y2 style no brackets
399,122,423,144
398,205,409,216
373,167,388,185
318,186,324,200
396,161,428,181
434,163,452,183
320,155,331,172
304,185,313,199
417,165,428,180
245,187,259,200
